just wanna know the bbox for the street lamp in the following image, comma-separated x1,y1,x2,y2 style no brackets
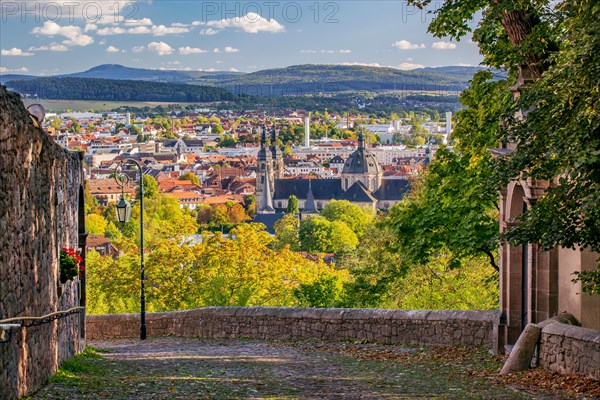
114,159,147,340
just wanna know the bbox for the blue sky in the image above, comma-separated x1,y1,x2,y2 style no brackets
0,1,483,75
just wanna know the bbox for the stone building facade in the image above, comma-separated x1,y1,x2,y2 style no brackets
0,86,87,399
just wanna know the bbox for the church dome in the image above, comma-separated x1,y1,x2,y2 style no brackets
342,132,381,175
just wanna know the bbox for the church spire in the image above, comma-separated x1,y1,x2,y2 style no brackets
303,179,318,215
257,162,275,214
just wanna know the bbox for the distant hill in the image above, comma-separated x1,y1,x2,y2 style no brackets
217,64,474,96
1,64,487,100
6,77,239,103
62,64,244,83
0,74,37,84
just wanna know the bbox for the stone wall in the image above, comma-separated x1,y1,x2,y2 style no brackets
538,322,600,380
0,86,85,399
87,307,497,347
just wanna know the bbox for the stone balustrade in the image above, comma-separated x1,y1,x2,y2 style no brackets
87,307,497,347
539,322,600,380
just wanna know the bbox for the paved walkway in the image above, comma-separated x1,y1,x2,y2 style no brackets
32,337,570,399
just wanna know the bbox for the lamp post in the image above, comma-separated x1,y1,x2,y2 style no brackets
114,159,146,340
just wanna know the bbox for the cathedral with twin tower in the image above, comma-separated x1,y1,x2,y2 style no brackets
254,126,410,221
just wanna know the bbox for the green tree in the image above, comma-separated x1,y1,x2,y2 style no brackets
339,221,405,308
217,134,236,147
394,256,499,311
388,148,499,272
320,200,374,238
243,194,256,218
294,274,347,308
286,195,299,215
299,216,358,254
410,0,600,292
142,174,159,199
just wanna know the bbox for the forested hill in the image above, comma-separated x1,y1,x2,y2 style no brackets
220,64,470,95
6,77,239,103
1,64,483,97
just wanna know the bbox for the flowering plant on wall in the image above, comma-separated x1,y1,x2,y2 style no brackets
60,248,82,283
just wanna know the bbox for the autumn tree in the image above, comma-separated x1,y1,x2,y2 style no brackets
179,171,200,186
273,214,300,251
226,203,248,224
86,213,108,235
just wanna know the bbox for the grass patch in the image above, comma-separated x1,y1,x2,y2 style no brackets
49,347,106,385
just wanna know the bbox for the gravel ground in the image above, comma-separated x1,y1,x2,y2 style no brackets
30,337,579,399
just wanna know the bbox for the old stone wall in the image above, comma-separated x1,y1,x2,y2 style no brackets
87,307,497,347
0,86,85,399
538,322,600,380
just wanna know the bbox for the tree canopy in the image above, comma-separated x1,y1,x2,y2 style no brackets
406,0,600,292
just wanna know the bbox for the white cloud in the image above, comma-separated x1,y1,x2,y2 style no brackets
432,41,457,50
97,26,120,35
0,66,29,73
32,21,93,46
229,67,239,72
301,49,350,54
147,41,173,56
224,46,239,53
167,61,181,65
321,49,351,53
106,45,120,53
171,22,188,27
213,48,221,53
199,28,219,36
198,12,285,34
1,48,34,56
398,62,425,70
96,24,188,36
179,46,207,55
132,45,145,53
98,39,107,45
151,25,189,36
128,26,152,34
124,18,153,26
29,43,69,52
336,62,383,67
84,23,97,32
392,40,425,50
96,15,125,25
158,66,193,71
334,62,425,70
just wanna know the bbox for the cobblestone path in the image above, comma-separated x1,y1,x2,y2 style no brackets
32,337,572,399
